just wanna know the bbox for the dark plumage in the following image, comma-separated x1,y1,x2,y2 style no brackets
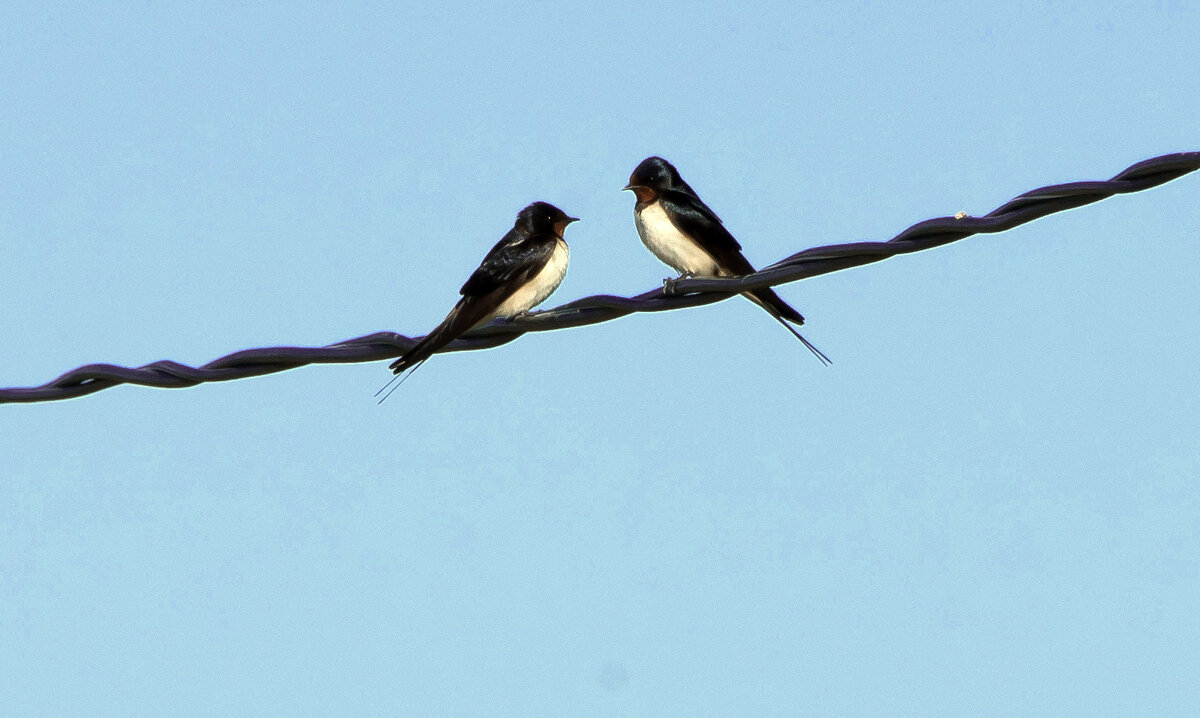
377,201,577,401
624,156,829,364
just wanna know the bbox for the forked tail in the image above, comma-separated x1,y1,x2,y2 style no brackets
744,290,832,366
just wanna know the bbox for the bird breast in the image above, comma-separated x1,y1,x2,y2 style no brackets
490,238,569,321
634,201,722,276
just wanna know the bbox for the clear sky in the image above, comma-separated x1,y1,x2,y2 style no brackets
3,2,1198,715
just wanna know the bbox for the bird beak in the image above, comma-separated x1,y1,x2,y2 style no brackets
554,216,579,236
624,183,654,202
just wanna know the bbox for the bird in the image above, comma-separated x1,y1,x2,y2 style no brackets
623,156,830,365
376,201,578,402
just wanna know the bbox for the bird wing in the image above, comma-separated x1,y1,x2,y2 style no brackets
663,189,810,328
388,232,556,375
459,230,556,298
659,188,753,274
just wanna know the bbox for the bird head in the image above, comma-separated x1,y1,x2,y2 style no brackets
623,156,681,202
517,201,579,238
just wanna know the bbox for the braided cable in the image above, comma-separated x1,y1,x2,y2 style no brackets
3,151,1197,404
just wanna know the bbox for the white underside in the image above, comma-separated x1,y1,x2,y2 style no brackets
634,201,724,277
485,238,569,324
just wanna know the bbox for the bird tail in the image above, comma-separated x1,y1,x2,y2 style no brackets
744,289,832,366
374,302,470,403
375,357,428,404
388,331,441,375
749,287,805,324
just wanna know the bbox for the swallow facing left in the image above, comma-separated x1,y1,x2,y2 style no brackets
624,156,830,365
377,201,578,402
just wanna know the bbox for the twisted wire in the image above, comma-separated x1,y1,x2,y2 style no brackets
3,151,1197,404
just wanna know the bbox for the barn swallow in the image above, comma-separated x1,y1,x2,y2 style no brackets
624,156,830,365
377,201,578,402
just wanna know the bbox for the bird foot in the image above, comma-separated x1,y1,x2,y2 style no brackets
662,272,695,294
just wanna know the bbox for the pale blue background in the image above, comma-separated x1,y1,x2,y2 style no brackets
3,2,1199,715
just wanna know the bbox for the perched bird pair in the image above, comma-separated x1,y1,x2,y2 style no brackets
377,157,828,401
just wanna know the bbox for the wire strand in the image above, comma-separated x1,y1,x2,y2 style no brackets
3,151,1197,404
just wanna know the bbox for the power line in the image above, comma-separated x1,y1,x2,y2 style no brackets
3,151,1197,404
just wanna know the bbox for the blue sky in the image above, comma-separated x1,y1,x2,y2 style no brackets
3,2,1198,715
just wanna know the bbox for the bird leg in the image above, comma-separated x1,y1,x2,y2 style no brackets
662,272,695,294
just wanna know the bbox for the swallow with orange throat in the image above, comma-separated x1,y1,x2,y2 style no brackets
624,156,830,364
